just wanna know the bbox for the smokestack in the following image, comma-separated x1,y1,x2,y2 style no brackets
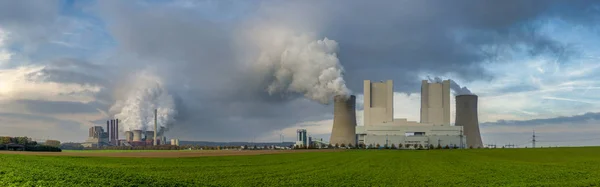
455,95,483,148
116,119,119,141
329,95,357,146
154,109,157,146
111,119,115,144
106,120,110,139
132,130,142,141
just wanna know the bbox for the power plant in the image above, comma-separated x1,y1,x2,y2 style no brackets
82,109,174,148
455,95,483,148
327,79,483,148
329,95,357,146
79,79,482,149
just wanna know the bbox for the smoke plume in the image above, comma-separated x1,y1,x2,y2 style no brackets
109,69,177,131
449,79,473,95
254,32,351,104
427,76,473,95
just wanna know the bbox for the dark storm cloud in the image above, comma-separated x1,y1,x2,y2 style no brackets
0,112,81,126
90,0,600,141
7,100,102,115
482,112,600,126
0,0,62,49
0,0,60,26
273,0,599,92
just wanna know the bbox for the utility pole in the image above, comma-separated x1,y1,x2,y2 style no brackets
532,129,536,148
386,134,389,148
459,129,464,149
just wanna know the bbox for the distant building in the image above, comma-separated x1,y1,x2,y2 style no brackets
295,129,308,147
81,126,109,148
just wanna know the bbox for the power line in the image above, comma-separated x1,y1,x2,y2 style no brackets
532,130,536,148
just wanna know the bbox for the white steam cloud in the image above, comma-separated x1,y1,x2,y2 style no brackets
427,76,473,95
110,70,177,132
254,31,351,104
449,79,473,95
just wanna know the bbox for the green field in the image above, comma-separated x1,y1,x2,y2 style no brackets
61,149,192,153
1,147,600,186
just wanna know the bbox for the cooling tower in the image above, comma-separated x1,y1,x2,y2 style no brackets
145,131,154,141
132,130,142,142
125,131,133,142
329,95,357,146
455,95,483,148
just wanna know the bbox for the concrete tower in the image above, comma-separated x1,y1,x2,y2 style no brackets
125,131,133,142
132,130,142,142
363,80,393,126
455,95,483,148
420,80,451,125
330,95,357,146
154,109,158,146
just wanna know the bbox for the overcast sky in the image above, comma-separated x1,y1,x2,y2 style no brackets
1,0,599,147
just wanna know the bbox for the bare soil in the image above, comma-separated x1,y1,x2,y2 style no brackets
0,149,342,158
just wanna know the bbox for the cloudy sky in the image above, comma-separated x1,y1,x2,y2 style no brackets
1,0,599,147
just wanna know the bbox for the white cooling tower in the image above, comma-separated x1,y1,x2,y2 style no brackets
132,130,143,142
329,95,357,146
125,131,133,142
455,95,483,148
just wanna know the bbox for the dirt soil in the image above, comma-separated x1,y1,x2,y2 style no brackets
0,149,342,158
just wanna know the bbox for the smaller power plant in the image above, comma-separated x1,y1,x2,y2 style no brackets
82,109,175,148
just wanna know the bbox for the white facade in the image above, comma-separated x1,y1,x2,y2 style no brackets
357,79,464,148
356,125,465,148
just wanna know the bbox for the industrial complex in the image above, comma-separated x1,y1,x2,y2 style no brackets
323,79,483,149
82,78,482,150
82,110,179,148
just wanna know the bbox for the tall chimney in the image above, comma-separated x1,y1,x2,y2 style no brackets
116,119,119,141
154,109,158,146
106,120,110,140
111,119,114,144
455,95,483,148
329,95,357,146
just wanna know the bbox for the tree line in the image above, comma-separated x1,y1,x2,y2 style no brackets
0,136,62,152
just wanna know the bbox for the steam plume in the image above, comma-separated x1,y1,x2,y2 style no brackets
449,79,473,95
427,76,473,95
255,32,351,104
110,69,177,131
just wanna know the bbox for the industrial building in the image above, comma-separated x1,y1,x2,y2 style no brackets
82,109,172,148
82,118,120,148
295,129,309,147
356,80,465,148
329,79,483,149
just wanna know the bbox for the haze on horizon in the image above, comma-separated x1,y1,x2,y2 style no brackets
0,0,599,147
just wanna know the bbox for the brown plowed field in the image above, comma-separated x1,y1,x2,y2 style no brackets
0,149,342,158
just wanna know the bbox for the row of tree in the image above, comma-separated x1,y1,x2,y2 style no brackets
0,136,62,152
0,136,37,146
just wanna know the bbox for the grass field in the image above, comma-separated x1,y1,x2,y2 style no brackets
1,147,600,186
62,149,192,153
